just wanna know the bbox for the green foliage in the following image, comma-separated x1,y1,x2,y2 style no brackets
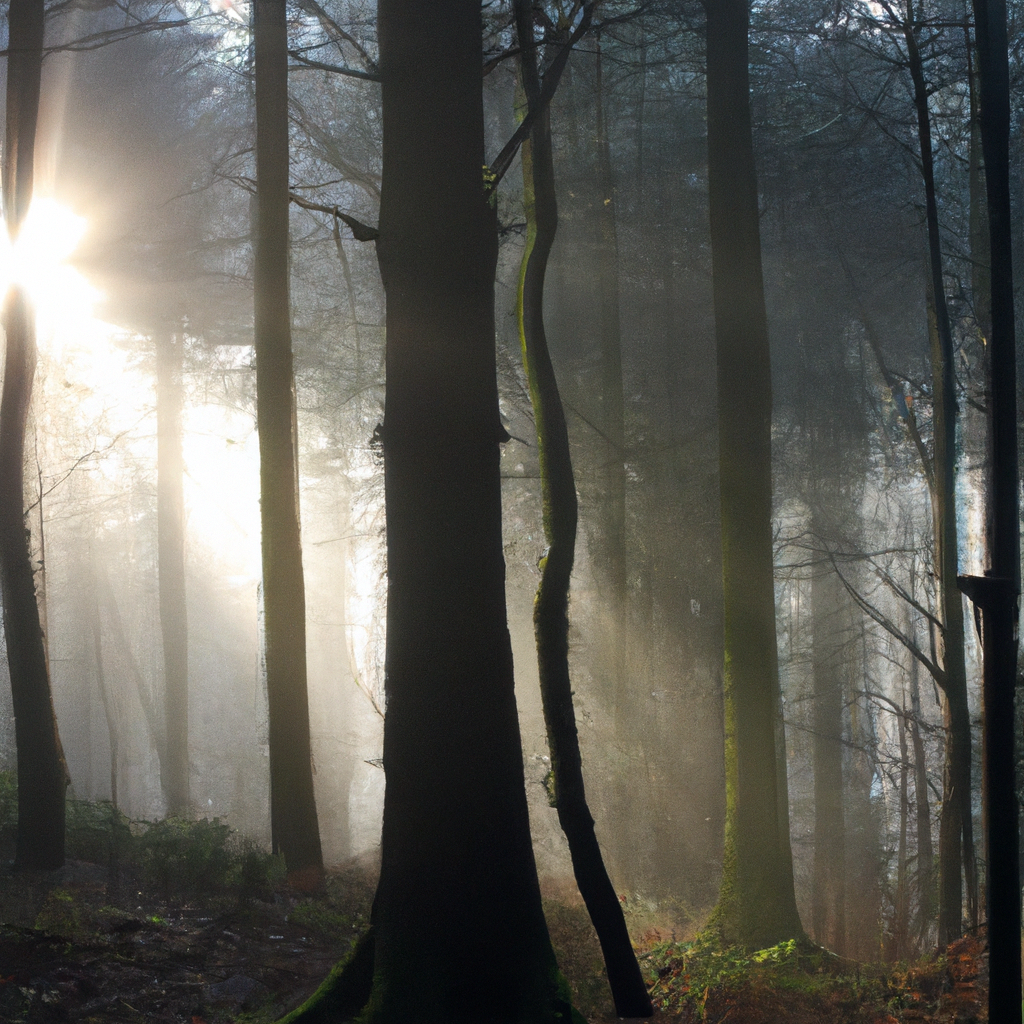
642,933,903,1023
2,774,283,902
132,815,233,896
34,887,81,938
644,935,803,1019
0,770,17,845
65,797,132,864
288,898,356,943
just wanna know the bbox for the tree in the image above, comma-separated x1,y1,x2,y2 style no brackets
253,0,324,885
156,330,189,816
703,0,803,948
958,0,1021,1012
278,0,583,1019
1,0,71,870
514,0,651,1015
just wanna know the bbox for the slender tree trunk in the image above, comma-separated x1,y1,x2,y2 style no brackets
908,636,934,946
903,11,977,942
89,564,117,809
96,560,166,786
892,701,911,960
960,0,1021,1014
810,535,847,954
594,33,627,623
704,0,802,948
515,6,651,1014
253,0,324,884
1,0,69,871
157,331,189,817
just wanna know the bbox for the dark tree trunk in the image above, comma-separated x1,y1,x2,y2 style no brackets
892,702,911,960
1,0,69,872
908,648,935,946
960,0,1021,1014
704,0,803,948
514,4,651,1015
903,13,977,943
156,331,189,817
359,1,572,1018
253,0,324,884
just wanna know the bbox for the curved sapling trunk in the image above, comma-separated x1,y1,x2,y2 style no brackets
515,3,652,1015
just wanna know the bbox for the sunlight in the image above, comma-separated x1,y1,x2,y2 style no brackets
0,196,101,343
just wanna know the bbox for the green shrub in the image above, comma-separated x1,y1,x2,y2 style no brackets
0,770,16,842
35,888,81,938
65,797,132,864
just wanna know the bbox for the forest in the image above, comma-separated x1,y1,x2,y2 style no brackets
0,0,1021,1020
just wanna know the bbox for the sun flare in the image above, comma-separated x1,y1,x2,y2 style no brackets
0,197,101,342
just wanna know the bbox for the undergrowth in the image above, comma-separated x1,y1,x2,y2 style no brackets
642,933,891,1022
0,769,285,902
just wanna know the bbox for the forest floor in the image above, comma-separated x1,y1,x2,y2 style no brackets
0,792,991,1023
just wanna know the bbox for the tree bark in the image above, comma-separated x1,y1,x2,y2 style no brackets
355,1,574,1019
901,7,977,942
1,0,70,871
156,331,189,817
960,0,1020,1014
515,4,651,1014
908,639,934,947
704,0,803,948
254,0,324,884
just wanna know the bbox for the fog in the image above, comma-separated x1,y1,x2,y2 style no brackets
0,0,1019,987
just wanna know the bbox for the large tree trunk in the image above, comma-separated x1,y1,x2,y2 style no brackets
358,2,571,1018
704,0,802,948
156,331,189,816
514,5,651,1015
1,0,70,871
253,0,324,884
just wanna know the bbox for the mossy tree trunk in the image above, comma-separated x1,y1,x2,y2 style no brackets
514,2,651,1016
1,0,70,872
704,0,803,949
156,331,189,817
253,0,324,884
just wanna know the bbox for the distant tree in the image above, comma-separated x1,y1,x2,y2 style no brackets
0,0,71,870
253,0,324,885
156,330,189,817
703,0,803,947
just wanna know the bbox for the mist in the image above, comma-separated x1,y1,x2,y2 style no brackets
0,0,1019,1020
